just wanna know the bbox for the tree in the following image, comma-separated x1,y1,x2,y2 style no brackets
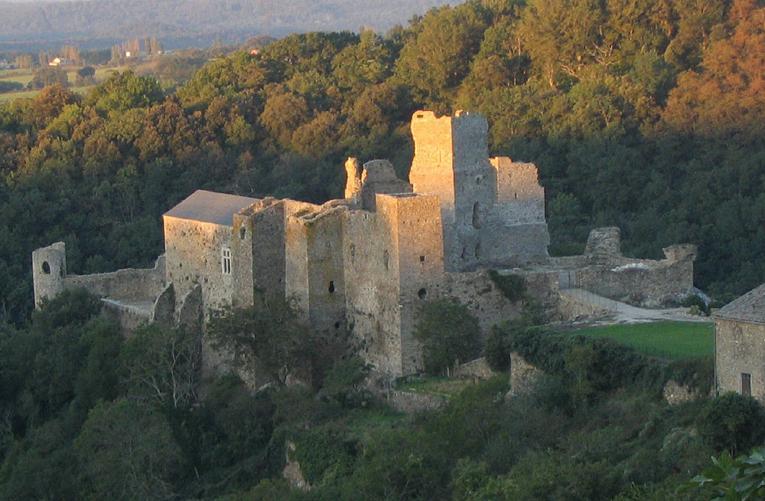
74,399,184,500
206,295,314,386
414,299,481,375
28,67,69,89
120,324,202,409
75,66,96,87
688,447,765,500
395,3,492,107
697,393,765,455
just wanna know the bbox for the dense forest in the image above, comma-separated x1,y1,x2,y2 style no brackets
1,0,764,497
2,0,763,325
0,288,761,499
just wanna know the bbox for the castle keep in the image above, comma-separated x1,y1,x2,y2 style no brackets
32,111,698,377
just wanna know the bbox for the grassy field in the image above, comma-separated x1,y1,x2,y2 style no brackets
570,321,714,360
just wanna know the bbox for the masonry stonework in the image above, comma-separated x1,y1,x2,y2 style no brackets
32,110,698,379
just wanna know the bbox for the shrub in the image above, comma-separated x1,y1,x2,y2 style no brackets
414,299,481,375
488,270,527,302
697,393,765,454
681,294,710,316
687,447,765,500
485,327,511,371
292,427,357,485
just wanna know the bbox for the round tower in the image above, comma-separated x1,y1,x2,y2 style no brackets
32,242,67,308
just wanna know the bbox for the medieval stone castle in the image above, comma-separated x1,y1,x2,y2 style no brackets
32,111,697,377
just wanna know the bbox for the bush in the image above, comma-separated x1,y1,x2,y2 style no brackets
681,294,710,316
488,271,527,302
322,356,372,408
292,427,357,484
414,299,481,375
485,327,511,371
697,393,765,454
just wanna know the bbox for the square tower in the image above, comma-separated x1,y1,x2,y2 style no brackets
409,111,497,270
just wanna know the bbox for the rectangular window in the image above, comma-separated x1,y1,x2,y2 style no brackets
221,247,231,275
742,373,752,397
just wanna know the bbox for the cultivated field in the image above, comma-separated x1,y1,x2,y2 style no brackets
0,66,128,103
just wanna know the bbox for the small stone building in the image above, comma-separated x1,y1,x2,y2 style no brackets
715,284,765,401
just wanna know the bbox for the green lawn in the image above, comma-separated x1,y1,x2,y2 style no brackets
570,321,714,360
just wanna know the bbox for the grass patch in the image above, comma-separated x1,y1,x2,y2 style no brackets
570,321,714,360
397,376,473,398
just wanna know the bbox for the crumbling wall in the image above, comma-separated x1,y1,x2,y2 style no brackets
441,270,523,337
32,241,166,308
715,318,765,403
490,157,546,224
286,205,348,336
62,256,166,301
358,159,412,211
163,216,234,316
32,242,67,307
575,231,697,306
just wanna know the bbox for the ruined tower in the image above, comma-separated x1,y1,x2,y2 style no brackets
32,241,67,307
409,111,497,270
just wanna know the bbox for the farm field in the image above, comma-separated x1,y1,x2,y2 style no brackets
570,321,714,360
0,66,128,102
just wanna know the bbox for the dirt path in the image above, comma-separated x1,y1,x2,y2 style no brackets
560,288,712,325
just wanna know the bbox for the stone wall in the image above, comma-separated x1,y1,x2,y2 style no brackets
662,379,700,405
387,390,447,413
32,242,67,307
508,352,542,397
356,159,412,211
454,357,496,379
715,318,765,403
386,193,447,375
287,205,348,335
490,157,546,224
342,206,402,375
62,256,166,301
163,216,234,316
32,241,166,308
441,270,522,336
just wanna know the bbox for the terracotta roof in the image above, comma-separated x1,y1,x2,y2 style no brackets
716,284,765,324
164,190,258,226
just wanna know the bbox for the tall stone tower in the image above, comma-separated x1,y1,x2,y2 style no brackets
409,111,497,270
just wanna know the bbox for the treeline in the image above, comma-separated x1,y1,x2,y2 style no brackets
1,0,764,324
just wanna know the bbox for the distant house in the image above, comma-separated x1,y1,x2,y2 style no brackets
0,60,12,70
715,284,765,400
48,57,74,67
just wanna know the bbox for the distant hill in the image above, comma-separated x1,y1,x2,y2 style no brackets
0,0,454,45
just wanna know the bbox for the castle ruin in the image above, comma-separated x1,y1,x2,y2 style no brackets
32,110,698,378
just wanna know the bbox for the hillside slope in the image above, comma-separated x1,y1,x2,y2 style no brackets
0,0,453,41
